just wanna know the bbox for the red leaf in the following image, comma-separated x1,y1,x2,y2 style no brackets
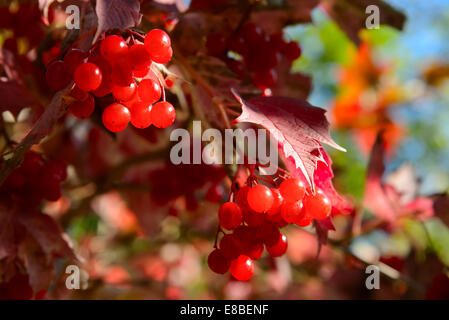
314,217,335,257
17,211,75,259
95,0,142,40
362,132,397,222
232,89,345,188
0,87,70,185
0,80,36,117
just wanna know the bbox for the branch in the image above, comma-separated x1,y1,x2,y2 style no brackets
0,84,72,185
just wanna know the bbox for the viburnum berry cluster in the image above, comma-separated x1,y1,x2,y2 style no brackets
208,170,331,281
1,150,67,206
205,23,302,92
45,29,176,132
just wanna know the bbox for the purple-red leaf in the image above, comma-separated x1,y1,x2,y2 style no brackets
95,0,142,40
232,89,345,188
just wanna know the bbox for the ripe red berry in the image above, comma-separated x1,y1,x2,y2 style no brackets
112,82,137,102
245,242,264,260
74,63,102,92
253,69,277,89
227,35,246,55
279,178,306,202
241,23,263,46
46,60,72,91
137,78,162,104
283,41,302,61
130,101,152,129
69,94,95,118
111,62,134,86
235,186,251,211
266,233,288,257
247,185,274,213
219,234,241,259
230,255,254,281
63,48,88,75
267,188,283,215
134,65,150,78
100,35,128,62
242,209,266,227
151,101,176,128
280,200,304,224
144,29,172,64
295,215,312,227
92,76,114,97
205,32,227,56
302,188,331,220
218,202,242,230
102,103,131,132
257,223,281,246
208,249,231,274
128,43,152,69
21,151,43,175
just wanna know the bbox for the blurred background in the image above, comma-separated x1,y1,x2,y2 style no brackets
1,0,449,300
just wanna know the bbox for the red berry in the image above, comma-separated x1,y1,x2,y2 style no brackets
100,35,128,63
302,188,331,220
137,78,162,104
235,185,251,211
206,32,227,56
205,184,223,203
151,101,176,128
219,234,241,259
70,85,89,101
267,188,283,215
111,62,134,86
241,23,263,46
46,159,67,181
283,41,302,61
144,29,172,64
128,43,152,69
42,176,62,201
102,103,131,132
280,200,304,224
257,223,281,246
242,209,266,227
69,93,95,118
134,65,150,78
112,82,137,102
63,48,88,75
21,151,43,174
208,249,231,274
46,60,72,91
130,101,152,129
253,69,277,89
266,233,287,257
230,255,254,281
295,215,312,227
279,178,305,202
247,185,274,213
227,35,246,55
74,63,102,92
92,75,114,97
218,202,242,230
245,242,264,260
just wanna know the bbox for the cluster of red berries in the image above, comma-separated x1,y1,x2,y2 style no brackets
1,151,67,207
208,178,331,281
45,29,176,132
205,23,302,91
